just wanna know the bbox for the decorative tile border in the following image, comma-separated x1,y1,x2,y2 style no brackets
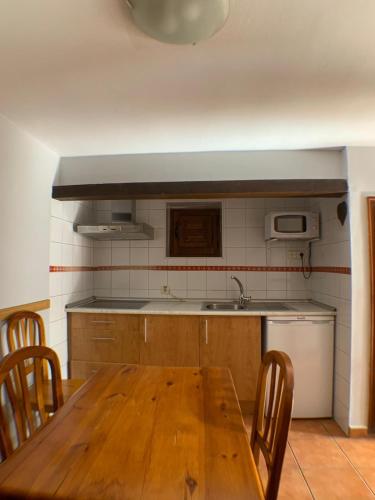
49,265,351,275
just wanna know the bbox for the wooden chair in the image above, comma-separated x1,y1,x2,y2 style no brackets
6,311,83,411
0,345,63,460
250,350,294,500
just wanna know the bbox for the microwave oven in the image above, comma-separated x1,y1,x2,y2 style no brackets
265,211,320,240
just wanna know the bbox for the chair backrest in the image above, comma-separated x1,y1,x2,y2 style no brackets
6,311,47,379
6,311,46,352
0,346,63,460
250,350,294,500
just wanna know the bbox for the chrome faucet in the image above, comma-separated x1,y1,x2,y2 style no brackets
231,275,251,305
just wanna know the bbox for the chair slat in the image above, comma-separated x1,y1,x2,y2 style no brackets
0,403,13,458
263,361,277,444
4,374,27,444
34,358,47,425
18,360,36,435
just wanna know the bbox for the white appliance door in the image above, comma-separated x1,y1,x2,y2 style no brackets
265,317,334,418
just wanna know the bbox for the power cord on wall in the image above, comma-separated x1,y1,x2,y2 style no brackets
300,241,313,279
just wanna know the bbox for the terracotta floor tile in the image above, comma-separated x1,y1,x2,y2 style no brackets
289,419,331,441
358,467,375,494
278,465,313,499
321,419,347,437
284,444,298,468
336,437,375,468
290,435,349,470
303,463,374,499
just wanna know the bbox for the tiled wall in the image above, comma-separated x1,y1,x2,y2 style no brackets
309,196,352,433
49,199,94,375
93,198,311,300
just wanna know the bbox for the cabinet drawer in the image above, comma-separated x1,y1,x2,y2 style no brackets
69,313,141,364
70,328,123,362
70,360,123,380
70,313,126,331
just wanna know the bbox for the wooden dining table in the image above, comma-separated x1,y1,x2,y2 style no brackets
0,364,264,499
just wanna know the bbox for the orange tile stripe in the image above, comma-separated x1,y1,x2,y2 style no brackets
49,265,351,275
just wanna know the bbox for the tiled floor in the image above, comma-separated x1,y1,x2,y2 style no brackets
245,418,375,499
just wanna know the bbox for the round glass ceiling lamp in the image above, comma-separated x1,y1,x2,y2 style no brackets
127,0,230,45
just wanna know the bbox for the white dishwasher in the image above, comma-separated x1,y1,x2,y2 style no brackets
264,315,335,418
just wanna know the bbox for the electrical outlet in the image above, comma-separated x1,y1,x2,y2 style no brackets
160,285,170,295
288,250,300,262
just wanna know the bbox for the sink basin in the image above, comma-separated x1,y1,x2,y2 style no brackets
202,301,291,312
203,302,246,311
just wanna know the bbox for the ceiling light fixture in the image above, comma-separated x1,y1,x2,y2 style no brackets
126,0,230,45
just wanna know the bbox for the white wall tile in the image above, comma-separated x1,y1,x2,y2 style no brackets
112,247,130,266
187,271,207,291
149,210,166,228
246,209,265,227
94,271,111,289
225,227,246,247
130,270,148,290
130,247,148,265
168,271,187,291
225,209,246,227
149,271,167,290
226,247,246,264
207,271,226,291
266,272,287,291
94,247,111,266
50,217,63,243
246,272,267,291
111,270,130,290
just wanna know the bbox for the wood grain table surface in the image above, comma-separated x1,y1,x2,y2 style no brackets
0,364,264,500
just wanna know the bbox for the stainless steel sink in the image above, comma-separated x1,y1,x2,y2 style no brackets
203,302,246,311
202,301,290,312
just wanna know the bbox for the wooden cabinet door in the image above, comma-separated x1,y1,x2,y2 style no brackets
140,315,200,367
199,316,261,411
169,207,222,257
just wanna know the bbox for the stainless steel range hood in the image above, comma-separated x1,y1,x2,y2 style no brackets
74,201,154,240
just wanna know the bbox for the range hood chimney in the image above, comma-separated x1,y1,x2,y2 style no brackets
74,200,154,240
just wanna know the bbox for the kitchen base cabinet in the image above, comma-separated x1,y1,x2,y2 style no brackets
68,313,141,375
199,316,261,413
140,315,200,366
68,312,261,414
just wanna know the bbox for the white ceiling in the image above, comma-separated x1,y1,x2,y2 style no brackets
1,0,375,156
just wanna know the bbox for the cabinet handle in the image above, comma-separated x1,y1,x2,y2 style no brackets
144,318,148,343
91,337,115,342
91,320,115,324
205,319,208,345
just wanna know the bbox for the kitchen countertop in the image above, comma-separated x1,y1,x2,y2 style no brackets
66,297,336,317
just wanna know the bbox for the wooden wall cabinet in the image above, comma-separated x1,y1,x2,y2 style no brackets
68,312,261,413
168,207,222,257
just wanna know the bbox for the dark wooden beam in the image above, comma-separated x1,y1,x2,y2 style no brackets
52,179,348,201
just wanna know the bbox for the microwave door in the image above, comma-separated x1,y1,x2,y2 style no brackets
275,215,307,234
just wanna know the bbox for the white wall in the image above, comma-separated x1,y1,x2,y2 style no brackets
57,150,345,185
49,200,94,376
309,197,351,432
346,147,375,429
0,114,58,309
